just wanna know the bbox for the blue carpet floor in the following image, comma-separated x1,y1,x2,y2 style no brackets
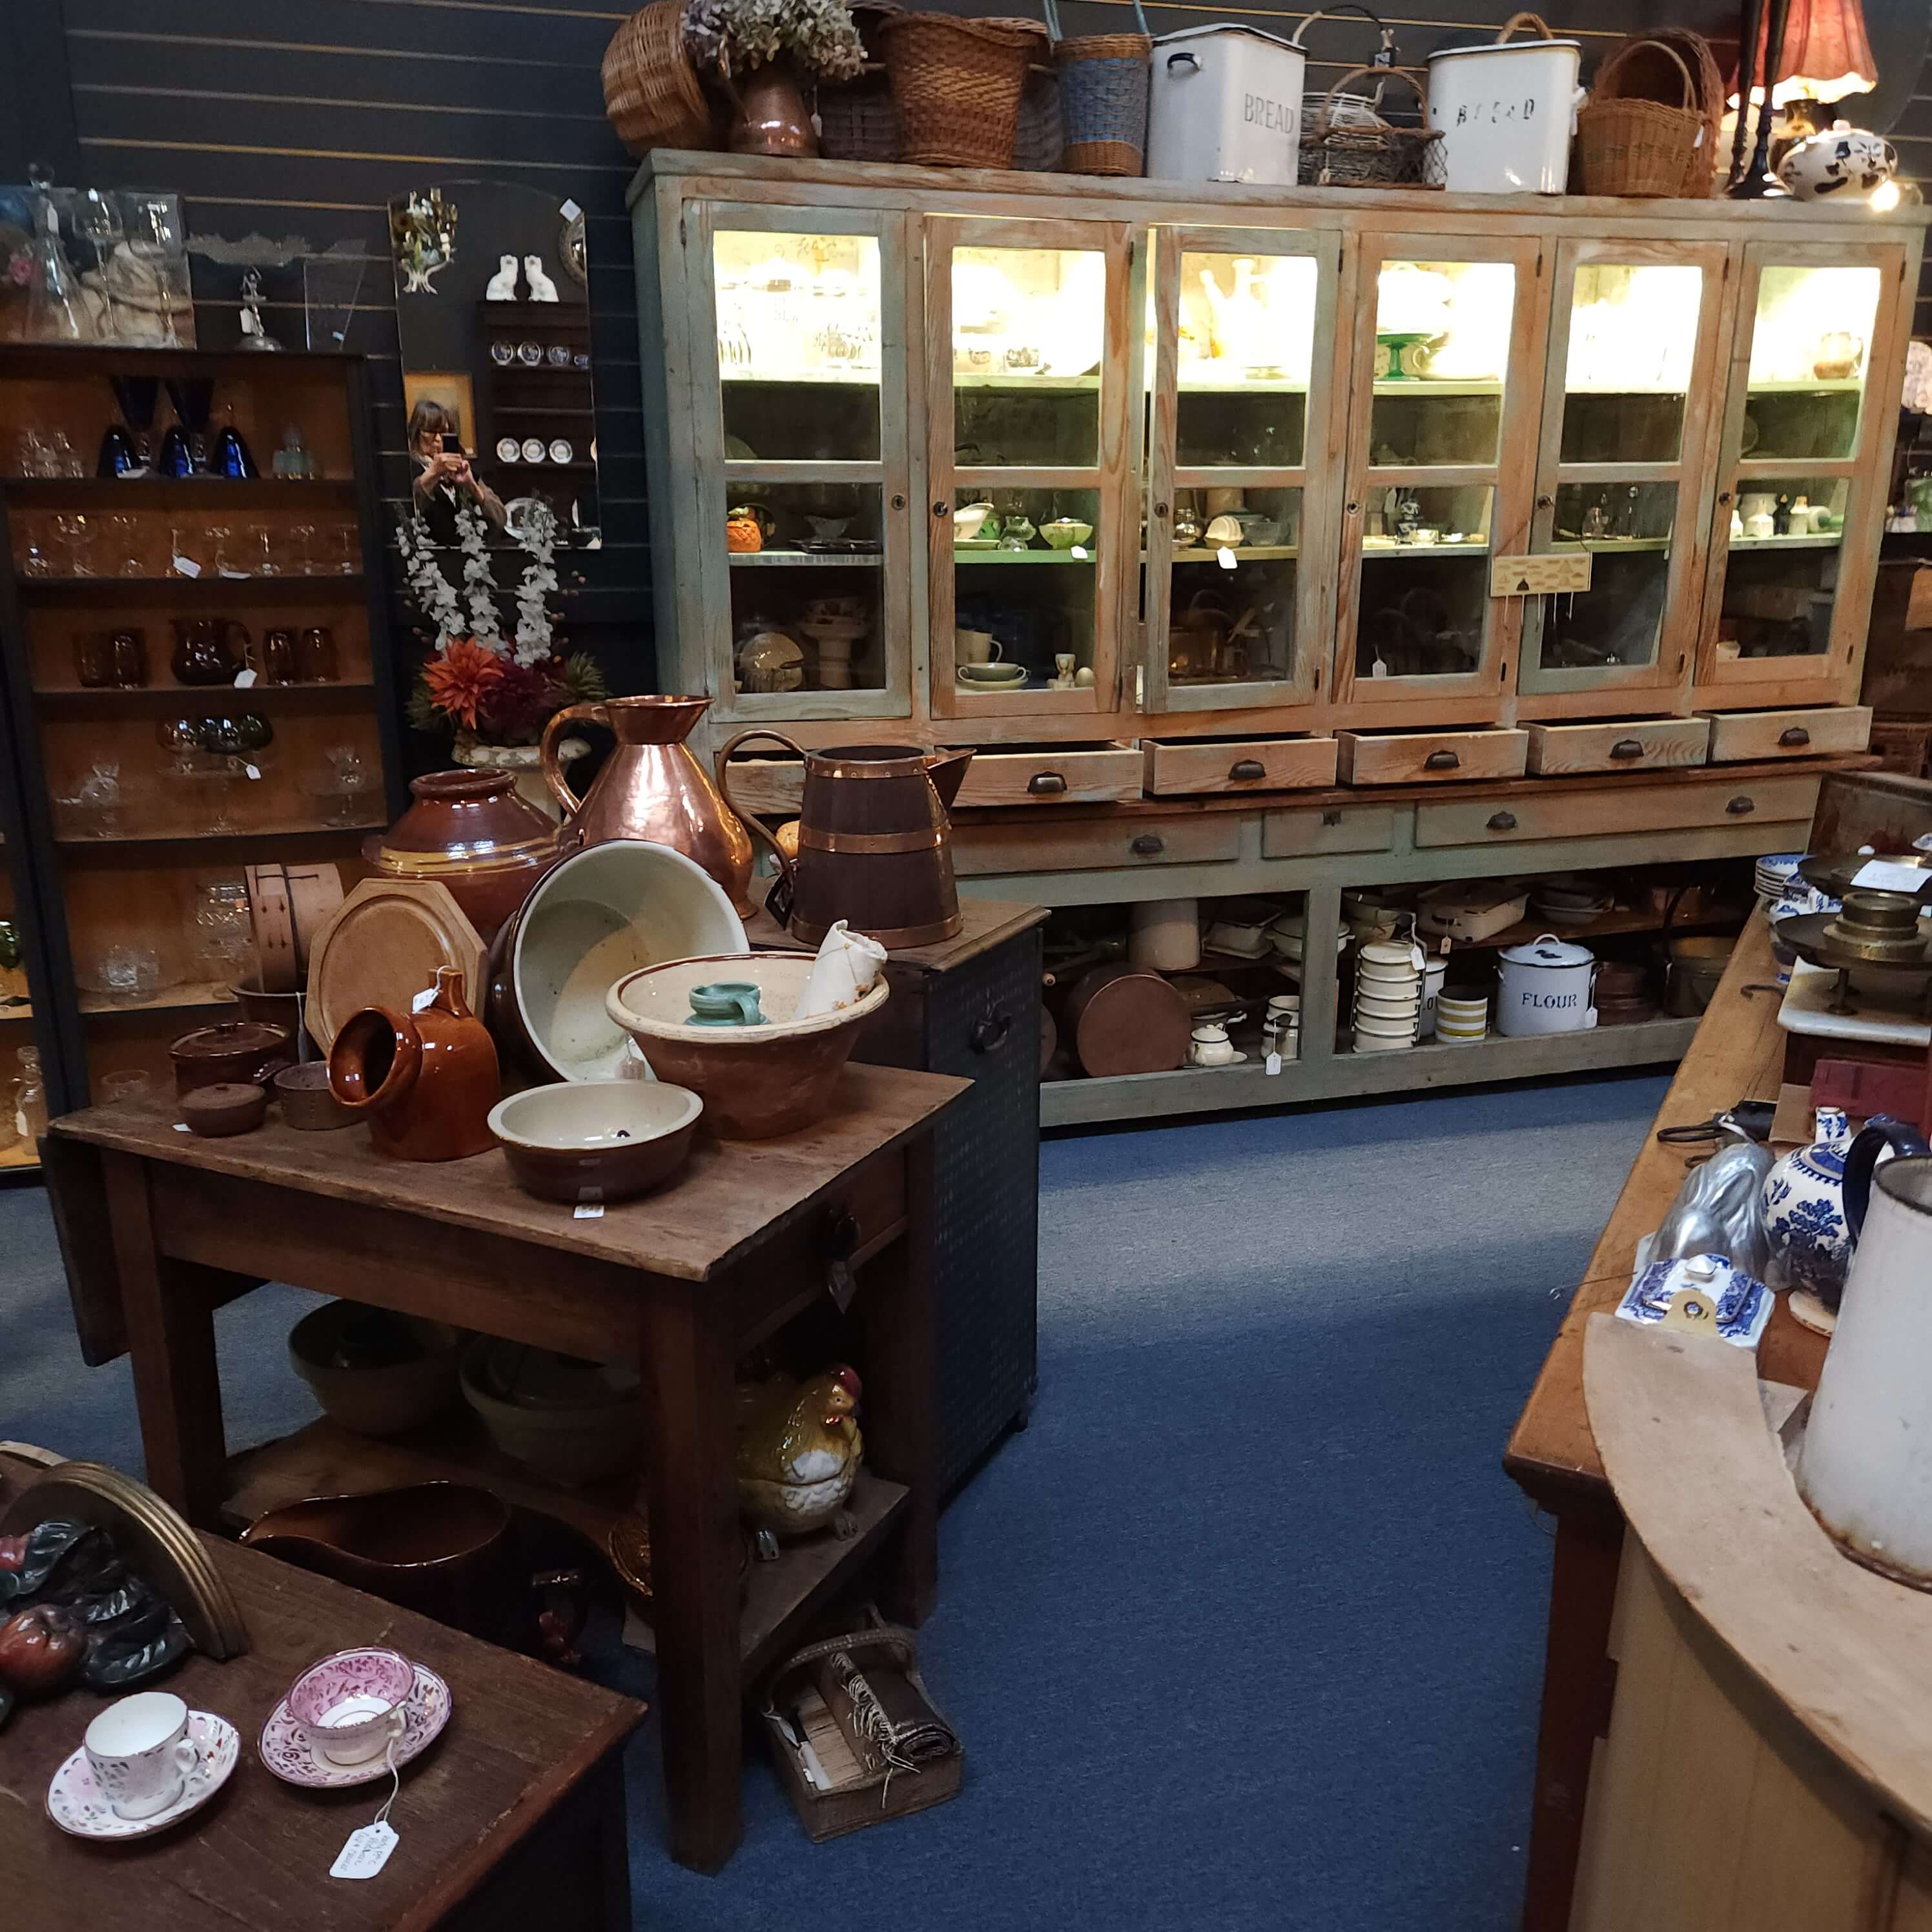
0,1069,1668,1931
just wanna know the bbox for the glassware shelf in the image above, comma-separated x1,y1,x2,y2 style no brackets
1169,545,1299,562
1361,541,1492,557
728,551,885,568
77,979,240,1019
1729,532,1843,551
954,550,1096,565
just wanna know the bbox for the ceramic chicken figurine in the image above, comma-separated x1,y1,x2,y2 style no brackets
484,254,519,301
735,1367,863,1539
523,254,559,303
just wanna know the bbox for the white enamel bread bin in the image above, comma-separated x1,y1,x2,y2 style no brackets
1146,26,1305,185
1426,14,1581,193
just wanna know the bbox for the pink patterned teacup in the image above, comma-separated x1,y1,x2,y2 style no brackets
287,1647,416,1766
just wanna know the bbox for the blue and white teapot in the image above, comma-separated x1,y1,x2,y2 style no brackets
1761,1107,1929,1300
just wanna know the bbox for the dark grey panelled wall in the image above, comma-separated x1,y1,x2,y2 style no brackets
4,0,1928,704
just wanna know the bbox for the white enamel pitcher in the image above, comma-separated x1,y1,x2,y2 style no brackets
1796,1118,1932,1583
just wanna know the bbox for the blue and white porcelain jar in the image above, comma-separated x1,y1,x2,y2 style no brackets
1761,1107,1854,1296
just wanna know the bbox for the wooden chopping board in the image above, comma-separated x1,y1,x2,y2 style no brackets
304,878,487,1053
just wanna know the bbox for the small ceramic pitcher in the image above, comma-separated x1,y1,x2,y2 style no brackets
1760,1106,1855,1296
686,981,765,1027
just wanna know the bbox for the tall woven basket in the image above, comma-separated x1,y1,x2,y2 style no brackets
1044,0,1150,177
602,0,720,156
878,13,1050,168
1574,39,1705,198
819,0,903,163
1603,28,1723,196
1300,67,1444,188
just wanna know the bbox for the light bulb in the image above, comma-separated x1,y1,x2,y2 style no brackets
1869,179,1901,213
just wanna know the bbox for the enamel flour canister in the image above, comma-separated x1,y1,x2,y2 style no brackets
1146,26,1305,185
1426,14,1581,193
1495,932,1597,1036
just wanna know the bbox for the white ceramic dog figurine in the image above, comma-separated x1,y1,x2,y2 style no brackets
484,254,519,301
523,254,559,302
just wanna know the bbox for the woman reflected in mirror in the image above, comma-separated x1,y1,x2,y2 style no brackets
407,398,506,544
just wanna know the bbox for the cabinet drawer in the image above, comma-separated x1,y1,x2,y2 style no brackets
952,814,1239,878
1142,735,1338,797
1337,728,1529,786
1525,718,1711,776
1702,706,1873,763
1415,774,1823,848
1261,805,1397,859
952,745,1143,809
719,755,804,817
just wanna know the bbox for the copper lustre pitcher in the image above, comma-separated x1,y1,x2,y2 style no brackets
539,695,754,912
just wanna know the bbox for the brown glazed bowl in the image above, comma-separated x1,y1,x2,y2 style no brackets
274,1060,355,1130
288,1300,462,1436
227,972,309,1042
181,1081,270,1137
604,952,887,1139
365,768,569,940
488,1079,703,1204
169,1020,293,1098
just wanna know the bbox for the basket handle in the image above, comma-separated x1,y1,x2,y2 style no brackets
1317,63,1435,133
1043,0,1150,39
1290,3,1395,61
1494,11,1556,42
1594,37,1694,108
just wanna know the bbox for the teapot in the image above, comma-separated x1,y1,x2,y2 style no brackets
1796,1118,1932,1582
717,733,973,947
327,966,499,1162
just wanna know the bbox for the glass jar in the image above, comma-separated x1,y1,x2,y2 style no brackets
14,1047,48,1146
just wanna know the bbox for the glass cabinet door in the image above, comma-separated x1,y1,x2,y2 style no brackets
690,205,913,720
1333,236,1545,708
925,216,1136,719
1142,226,1343,714
1517,240,1729,706
1695,240,1906,697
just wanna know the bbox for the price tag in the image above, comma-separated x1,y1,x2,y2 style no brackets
173,1122,192,1133
233,668,256,689
559,198,582,221
410,987,438,1014
331,1821,398,1880
1069,544,1088,560
1217,546,1237,571
573,1202,604,1220
170,555,201,579
1853,859,1928,894
243,763,262,781
1265,1052,1282,1077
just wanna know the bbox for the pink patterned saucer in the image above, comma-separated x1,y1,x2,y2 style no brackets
258,1661,451,1789
48,1711,240,1839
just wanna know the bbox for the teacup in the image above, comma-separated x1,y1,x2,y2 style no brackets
85,1691,205,1820
287,1647,416,1767
956,629,1001,666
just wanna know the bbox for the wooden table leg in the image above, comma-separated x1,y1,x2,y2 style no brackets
639,1284,742,1873
103,1152,229,1526
858,1134,938,1627
591,1751,632,1932
1519,1501,1625,1932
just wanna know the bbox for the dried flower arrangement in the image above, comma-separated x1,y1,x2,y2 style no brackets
398,500,606,747
683,0,866,81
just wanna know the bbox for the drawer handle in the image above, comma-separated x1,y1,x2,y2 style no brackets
1130,832,1166,856
1229,759,1266,781
970,1012,1013,1054
1727,795,1755,816
1609,738,1645,761
1488,810,1518,832
1027,772,1067,796
1424,749,1461,772
1779,726,1812,748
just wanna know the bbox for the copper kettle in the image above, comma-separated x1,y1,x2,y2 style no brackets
716,733,973,948
540,695,754,914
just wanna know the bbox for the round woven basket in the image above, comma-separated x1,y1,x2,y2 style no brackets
1612,28,1723,196
602,0,719,157
1574,39,1703,198
1300,67,1444,189
1054,31,1151,176
878,12,1050,168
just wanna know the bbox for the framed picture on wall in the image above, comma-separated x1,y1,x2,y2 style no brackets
402,371,478,451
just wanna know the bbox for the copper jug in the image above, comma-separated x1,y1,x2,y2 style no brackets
540,695,754,914
716,732,973,948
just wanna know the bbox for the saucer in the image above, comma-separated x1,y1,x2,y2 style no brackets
48,1711,239,1839
258,1662,451,1788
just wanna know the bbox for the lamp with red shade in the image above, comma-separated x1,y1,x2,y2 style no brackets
1727,0,1878,195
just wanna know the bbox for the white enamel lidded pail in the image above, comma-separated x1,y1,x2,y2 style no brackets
1426,12,1581,192
1495,931,1597,1036
1145,26,1305,185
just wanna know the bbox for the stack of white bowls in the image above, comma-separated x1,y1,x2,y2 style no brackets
1353,938,1423,1053
1434,987,1489,1043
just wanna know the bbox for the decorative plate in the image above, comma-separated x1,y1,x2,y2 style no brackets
259,1663,451,1789
489,342,515,367
496,437,521,464
517,342,542,367
520,437,548,465
546,344,571,367
48,1711,239,1840
548,439,574,465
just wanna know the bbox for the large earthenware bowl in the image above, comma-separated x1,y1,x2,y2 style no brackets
459,1339,642,1486
604,951,887,1139
488,1079,703,1205
288,1300,462,1437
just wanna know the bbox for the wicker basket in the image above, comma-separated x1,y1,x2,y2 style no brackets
1574,39,1704,198
878,12,1049,168
819,65,901,161
1603,30,1723,196
1013,63,1064,170
1053,33,1150,175
1301,67,1444,188
602,0,719,157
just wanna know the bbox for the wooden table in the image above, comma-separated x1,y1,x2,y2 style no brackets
0,1462,643,1931
45,1060,967,1872
1504,912,1829,1930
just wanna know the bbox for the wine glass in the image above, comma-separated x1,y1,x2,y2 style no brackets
130,200,184,347
78,190,126,340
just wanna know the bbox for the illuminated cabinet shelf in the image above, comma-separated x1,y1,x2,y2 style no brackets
632,156,1924,763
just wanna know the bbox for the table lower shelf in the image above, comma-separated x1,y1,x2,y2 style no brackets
1040,1014,1701,1127
223,1413,907,1669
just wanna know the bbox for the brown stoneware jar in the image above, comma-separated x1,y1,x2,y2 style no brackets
365,769,566,940
327,965,500,1161
169,1019,294,1098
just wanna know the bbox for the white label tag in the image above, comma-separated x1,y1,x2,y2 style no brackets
1217,545,1237,571
410,987,438,1013
171,554,201,579
1265,1052,1282,1076
233,668,256,688
1069,544,1088,560
559,197,582,221
1370,659,1388,678
573,1202,605,1219
243,763,262,781
1853,859,1927,894
173,1122,192,1133
331,1821,398,1880
218,567,248,580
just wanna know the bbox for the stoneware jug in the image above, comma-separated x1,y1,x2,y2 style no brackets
327,965,500,1161
1796,1119,1932,1585
1760,1105,1856,1295
540,695,754,914
715,731,974,947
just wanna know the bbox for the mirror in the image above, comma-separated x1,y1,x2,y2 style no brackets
388,180,599,550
